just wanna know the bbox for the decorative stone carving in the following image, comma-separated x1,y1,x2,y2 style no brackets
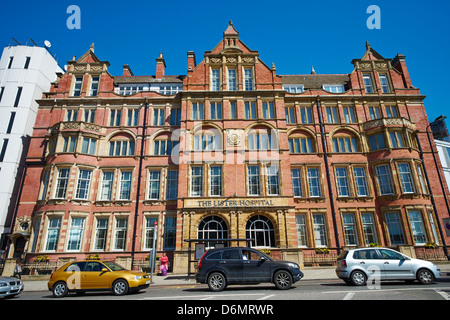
91,65,103,72
63,122,80,130
375,62,388,69
226,129,243,147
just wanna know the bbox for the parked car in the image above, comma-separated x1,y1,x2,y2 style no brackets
0,276,23,298
196,247,303,291
336,247,442,286
48,260,151,297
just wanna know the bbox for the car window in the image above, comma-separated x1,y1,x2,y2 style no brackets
379,249,403,260
337,250,348,260
65,262,86,272
242,249,265,261
353,249,379,260
206,251,222,260
85,262,104,272
222,249,241,260
103,261,126,271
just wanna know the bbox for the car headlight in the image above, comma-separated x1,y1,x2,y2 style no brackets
0,282,7,287
287,263,299,269
133,275,143,280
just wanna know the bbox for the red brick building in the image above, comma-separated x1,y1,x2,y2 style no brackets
6,22,450,273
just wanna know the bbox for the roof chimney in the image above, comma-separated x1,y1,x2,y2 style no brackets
122,64,133,77
156,53,166,79
392,53,412,88
187,51,196,71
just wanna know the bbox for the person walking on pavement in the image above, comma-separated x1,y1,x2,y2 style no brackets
160,253,169,276
13,260,23,279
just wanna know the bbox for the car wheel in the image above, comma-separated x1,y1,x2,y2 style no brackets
112,279,129,295
350,270,367,286
274,270,293,290
417,269,434,284
52,281,68,298
208,272,227,292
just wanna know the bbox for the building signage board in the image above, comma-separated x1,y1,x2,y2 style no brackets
183,197,289,209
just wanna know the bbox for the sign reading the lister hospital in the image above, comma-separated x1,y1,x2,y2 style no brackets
184,197,289,208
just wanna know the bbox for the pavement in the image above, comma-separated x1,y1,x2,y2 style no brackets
20,262,450,292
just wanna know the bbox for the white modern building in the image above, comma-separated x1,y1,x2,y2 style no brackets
435,138,450,192
0,44,62,252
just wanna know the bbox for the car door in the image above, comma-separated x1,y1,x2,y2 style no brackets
378,249,414,279
219,249,243,283
352,249,386,280
241,249,272,283
81,261,111,289
65,261,86,290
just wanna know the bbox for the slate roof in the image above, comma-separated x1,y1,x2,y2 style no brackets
281,74,350,89
114,75,185,84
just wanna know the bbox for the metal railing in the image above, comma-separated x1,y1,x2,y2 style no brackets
21,261,58,275
303,252,338,266
415,247,448,262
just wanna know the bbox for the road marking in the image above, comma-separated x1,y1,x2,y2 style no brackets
434,289,450,300
258,294,276,300
343,292,355,300
323,286,450,295
140,293,267,300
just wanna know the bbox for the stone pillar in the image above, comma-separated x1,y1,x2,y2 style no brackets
277,210,286,248
2,259,17,277
116,256,132,270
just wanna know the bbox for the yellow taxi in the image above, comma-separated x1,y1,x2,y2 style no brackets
48,260,151,297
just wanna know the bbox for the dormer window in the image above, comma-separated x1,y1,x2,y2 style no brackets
211,69,220,91
283,85,304,93
89,76,100,96
244,68,253,91
159,85,182,95
228,69,237,91
73,77,83,97
323,85,345,93
378,74,390,93
363,74,374,93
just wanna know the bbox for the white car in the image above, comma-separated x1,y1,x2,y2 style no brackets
0,276,24,298
336,247,442,286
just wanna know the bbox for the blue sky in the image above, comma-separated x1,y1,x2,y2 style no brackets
1,0,449,122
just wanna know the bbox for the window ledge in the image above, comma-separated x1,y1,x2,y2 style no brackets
293,197,326,203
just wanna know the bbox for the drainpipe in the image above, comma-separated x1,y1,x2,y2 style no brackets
131,99,149,269
316,96,341,255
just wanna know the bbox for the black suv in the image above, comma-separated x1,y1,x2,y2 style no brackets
196,247,303,291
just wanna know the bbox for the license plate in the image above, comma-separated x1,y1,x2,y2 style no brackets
12,285,20,290
146,280,151,284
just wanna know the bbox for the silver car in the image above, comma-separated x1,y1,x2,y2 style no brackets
0,276,24,298
336,247,442,286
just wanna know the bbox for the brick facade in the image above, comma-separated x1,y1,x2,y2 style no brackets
6,22,450,273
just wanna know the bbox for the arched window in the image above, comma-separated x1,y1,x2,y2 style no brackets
247,126,277,150
193,127,222,151
153,132,179,156
246,215,275,248
197,215,229,248
288,131,314,153
332,130,359,153
109,132,135,156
